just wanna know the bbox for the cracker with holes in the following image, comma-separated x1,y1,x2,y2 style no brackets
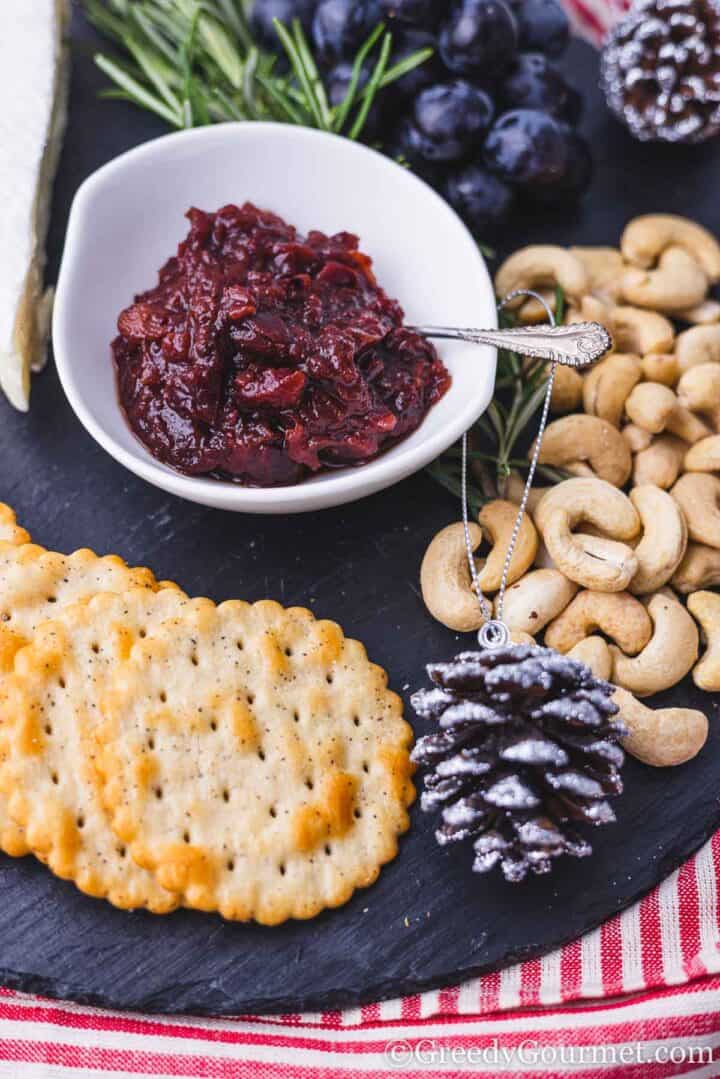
0,544,171,673
87,595,414,924
0,538,182,860
0,588,210,910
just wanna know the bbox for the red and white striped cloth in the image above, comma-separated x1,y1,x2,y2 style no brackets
1,829,719,1076
563,0,629,44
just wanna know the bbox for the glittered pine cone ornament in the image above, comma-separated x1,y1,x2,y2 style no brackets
601,0,720,144
410,644,627,883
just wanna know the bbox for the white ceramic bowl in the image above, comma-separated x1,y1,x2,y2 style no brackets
53,123,496,514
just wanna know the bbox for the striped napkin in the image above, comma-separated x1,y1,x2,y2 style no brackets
563,0,629,43
1,829,718,1075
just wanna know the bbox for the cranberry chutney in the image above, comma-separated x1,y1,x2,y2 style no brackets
113,202,451,487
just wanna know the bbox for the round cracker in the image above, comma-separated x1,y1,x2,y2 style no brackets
0,588,208,911
90,596,414,924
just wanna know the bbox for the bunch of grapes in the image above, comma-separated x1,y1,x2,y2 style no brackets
251,0,591,234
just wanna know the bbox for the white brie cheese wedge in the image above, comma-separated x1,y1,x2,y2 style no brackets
0,0,70,411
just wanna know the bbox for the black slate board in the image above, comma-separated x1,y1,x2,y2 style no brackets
1,9,719,1016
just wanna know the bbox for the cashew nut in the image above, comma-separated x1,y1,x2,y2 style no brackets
530,415,632,487
612,687,708,767
641,353,679,387
676,298,720,325
569,246,625,305
566,294,615,333
496,568,578,636
574,532,640,576
517,289,559,324
625,383,713,443
544,590,652,654
420,522,484,632
534,478,640,591
676,364,720,412
672,543,720,593
521,356,584,414
503,471,549,515
548,365,584,413
685,435,720,473
687,591,720,691
676,325,720,372
495,246,588,308
621,214,720,282
611,306,675,355
622,246,709,313
567,636,613,680
534,539,557,570
475,500,538,591
622,423,653,453
671,473,720,548
629,485,688,593
553,366,585,413
665,405,713,444
624,382,677,433
633,434,688,489
563,461,597,479
583,353,642,427
610,589,698,696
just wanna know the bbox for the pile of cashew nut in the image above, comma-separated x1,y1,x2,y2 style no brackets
422,214,720,770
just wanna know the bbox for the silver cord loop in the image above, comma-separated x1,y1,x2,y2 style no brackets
462,289,558,646
478,619,510,649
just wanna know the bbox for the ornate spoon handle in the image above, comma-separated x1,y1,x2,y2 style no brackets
408,321,612,368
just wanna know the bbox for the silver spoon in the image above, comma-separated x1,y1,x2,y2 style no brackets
407,320,612,368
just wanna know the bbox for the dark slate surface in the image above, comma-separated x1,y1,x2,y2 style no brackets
0,9,719,1015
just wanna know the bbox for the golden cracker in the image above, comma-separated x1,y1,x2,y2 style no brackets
2,589,414,921
0,544,163,672
0,541,182,866
0,588,212,911
94,597,414,924
0,503,30,546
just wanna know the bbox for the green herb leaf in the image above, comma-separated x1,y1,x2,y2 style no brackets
123,33,182,112
377,45,433,90
332,23,384,133
179,7,211,126
348,29,392,141
271,17,331,130
94,52,182,125
198,12,245,88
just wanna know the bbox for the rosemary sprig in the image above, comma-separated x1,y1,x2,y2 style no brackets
428,286,570,512
82,0,432,141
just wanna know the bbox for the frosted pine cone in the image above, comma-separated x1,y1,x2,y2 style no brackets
411,644,627,883
601,0,720,143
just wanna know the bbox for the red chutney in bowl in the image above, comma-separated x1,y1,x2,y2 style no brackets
112,202,451,487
